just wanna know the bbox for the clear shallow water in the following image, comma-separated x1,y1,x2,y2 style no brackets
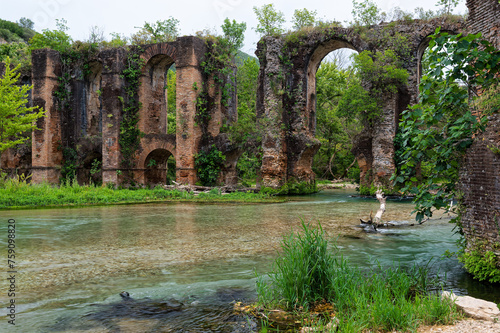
0,190,498,332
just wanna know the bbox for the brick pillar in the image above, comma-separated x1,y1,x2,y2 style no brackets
100,49,125,185
371,96,397,187
175,37,206,185
31,49,63,184
256,37,287,189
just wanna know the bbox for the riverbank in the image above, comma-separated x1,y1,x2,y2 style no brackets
0,181,284,210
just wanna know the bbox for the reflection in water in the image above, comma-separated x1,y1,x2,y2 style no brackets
0,190,498,331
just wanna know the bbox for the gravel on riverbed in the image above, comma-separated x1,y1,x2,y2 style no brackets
418,319,500,333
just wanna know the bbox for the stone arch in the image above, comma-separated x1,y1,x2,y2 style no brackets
305,40,359,134
79,150,102,185
139,43,177,135
415,28,463,89
143,148,175,186
136,135,176,185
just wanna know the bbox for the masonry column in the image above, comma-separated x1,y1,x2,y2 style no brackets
175,37,206,185
371,96,397,187
100,49,126,185
256,36,287,189
31,49,62,184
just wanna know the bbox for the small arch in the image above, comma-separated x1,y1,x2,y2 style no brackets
78,151,102,185
144,148,175,186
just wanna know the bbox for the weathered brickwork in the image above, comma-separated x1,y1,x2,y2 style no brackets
0,36,237,186
460,0,500,266
256,19,464,188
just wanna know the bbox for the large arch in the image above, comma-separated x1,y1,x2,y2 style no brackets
256,20,465,189
139,52,175,135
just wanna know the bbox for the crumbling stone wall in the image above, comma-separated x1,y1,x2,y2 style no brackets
26,36,236,186
459,0,500,266
256,19,463,189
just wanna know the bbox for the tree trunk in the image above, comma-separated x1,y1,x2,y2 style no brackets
374,189,386,226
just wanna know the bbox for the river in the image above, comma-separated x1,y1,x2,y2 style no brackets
0,189,498,332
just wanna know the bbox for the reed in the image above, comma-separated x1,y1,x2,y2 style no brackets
256,221,460,332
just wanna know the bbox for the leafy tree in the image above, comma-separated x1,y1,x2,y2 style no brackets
351,0,382,26
291,8,317,30
29,19,73,53
253,4,286,36
394,30,500,222
233,57,260,182
107,32,129,47
0,57,45,157
221,18,246,53
436,0,459,15
314,59,361,180
0,42,30,69
337,50,408,124
18,17,34,30
195,145,226,186
87,25,105,46
0,19,35,43
131,18,179,45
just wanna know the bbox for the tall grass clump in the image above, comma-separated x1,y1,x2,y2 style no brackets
256,222,460,332
257,221,337,310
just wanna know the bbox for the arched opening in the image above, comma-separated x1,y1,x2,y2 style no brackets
308,45,362,183
78,151,102,185
139,55,176,135
144,148,176,186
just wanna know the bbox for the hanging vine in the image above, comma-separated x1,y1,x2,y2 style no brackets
118,49,145,180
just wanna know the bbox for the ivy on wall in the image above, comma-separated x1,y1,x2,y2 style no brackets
118,50,145,180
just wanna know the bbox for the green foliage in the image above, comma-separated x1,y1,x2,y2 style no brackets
460,249,500,283
131,17,179,45
257,221,337,310
260,180,318,196
256,222,460,331
314,60,361,180
436,0,459,15
195,145,226,186
337,50,408,124
119,51,145,172
291,8,317,30
166,69,177,134
394,30,500,223
253,3,286,36
0,57,45,154
106,32,129,47
60,147,78,183
0,18,35,42
17,17,34,30
0,177,281,209
221,18,247,52
29,19,73,53
351,0,382,26
0,42,30,70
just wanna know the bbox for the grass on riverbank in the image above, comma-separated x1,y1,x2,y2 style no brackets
253,222,460,332
0,176,282,209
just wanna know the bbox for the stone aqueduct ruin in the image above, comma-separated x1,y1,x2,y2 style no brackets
1,18,468,189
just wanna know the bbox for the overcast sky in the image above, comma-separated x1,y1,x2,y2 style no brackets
2,0,467,55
